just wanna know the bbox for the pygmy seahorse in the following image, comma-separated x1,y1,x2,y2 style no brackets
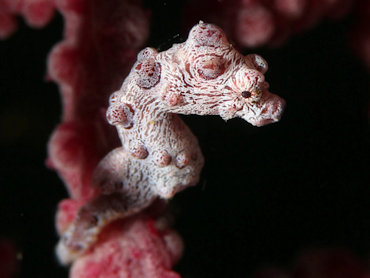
57,21,285,264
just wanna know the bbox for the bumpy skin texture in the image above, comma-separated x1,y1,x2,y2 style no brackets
57,22,285,264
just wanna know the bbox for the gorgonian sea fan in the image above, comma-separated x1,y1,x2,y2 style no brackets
1,0,369,277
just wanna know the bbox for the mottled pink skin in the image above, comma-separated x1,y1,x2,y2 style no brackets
0,0,55,38
185,0,354,47
253,249,370,278
57,22,285,264
70,217,183,278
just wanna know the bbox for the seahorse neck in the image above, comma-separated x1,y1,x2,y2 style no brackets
117,88,176,152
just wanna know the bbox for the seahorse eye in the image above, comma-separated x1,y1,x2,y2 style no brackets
241,91,252,98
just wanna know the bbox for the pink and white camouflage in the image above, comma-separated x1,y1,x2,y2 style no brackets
56,21,286,264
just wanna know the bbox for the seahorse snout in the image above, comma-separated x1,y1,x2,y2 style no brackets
238,91,286,126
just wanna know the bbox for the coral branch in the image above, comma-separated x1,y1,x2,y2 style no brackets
47,0,150,204
0,0,55,38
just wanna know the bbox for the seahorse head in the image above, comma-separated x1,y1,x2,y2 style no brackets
163,22,285,127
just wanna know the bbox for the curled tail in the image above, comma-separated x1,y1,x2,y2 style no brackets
56,147,155,264
56,192,155,264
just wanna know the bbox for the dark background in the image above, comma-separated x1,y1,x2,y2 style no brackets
0,1,369,277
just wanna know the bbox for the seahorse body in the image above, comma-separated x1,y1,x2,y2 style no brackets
57,22,285,264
